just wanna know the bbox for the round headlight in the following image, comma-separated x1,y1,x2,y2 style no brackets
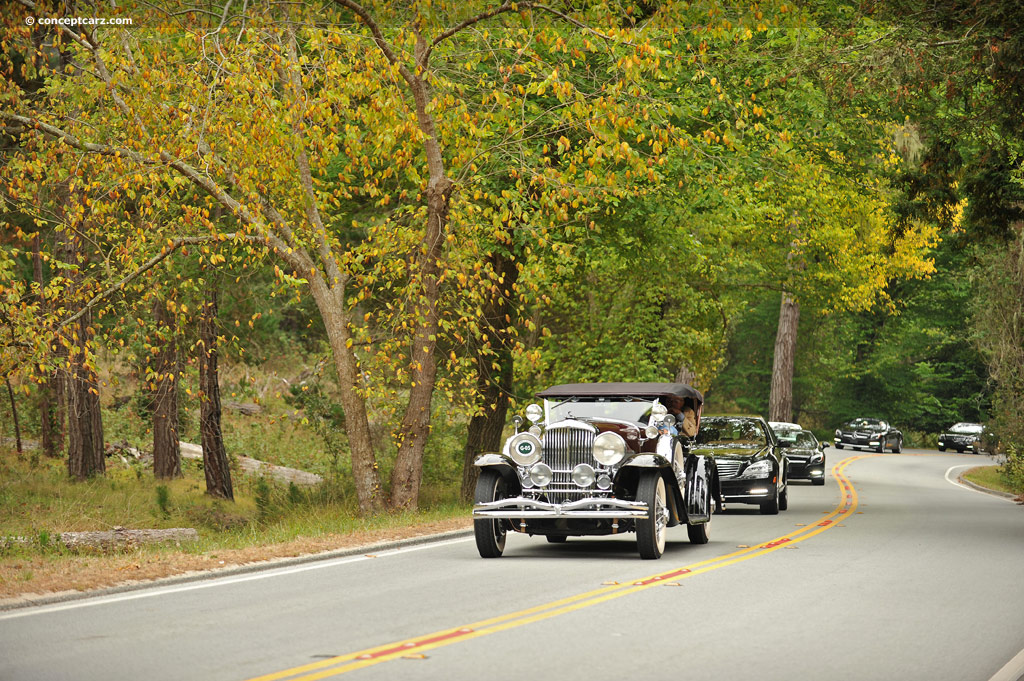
644,424,660,439
509,433,542,466
526,403,544,423
596,473,612,490
529,463,553,487
529,425,543,437
572,464,596,487
593,431,626,466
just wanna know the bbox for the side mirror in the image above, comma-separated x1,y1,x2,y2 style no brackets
820,442,828,450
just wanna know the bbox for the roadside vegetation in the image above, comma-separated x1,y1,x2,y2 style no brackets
1,0,1022,596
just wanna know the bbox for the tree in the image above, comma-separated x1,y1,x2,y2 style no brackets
197,274,233,500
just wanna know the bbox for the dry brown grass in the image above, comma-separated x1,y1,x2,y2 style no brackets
0,516,471,607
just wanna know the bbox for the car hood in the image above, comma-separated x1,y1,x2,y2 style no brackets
691,445,769,459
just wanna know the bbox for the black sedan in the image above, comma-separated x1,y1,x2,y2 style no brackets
834,418,903,453
779,429,827,485
938,422,984,453
693,416,789,514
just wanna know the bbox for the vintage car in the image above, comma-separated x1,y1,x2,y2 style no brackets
780,429,827,485
938,422,984,454
693,416,789,514
833,418,903,453
472,382,720,560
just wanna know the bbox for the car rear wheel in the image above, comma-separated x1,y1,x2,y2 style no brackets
686,483,711,545
474,469,507,558
637,471,668,559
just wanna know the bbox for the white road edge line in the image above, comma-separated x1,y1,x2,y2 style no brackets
943,464,1014,501
0,536,473,622
989,645,1024,681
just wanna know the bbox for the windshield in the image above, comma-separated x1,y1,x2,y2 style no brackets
545,397,655,424
843,418,884,431
949,423,984,434
794,431,818,447
695,417,767,448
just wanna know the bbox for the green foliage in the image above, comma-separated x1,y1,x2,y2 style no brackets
1000,446,1024,494
155,485,171,518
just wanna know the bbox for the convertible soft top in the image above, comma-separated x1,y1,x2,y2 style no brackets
537,382,703,404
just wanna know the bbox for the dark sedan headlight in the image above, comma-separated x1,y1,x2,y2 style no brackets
740,459,773,479
810,451,824,464
835,429,841,438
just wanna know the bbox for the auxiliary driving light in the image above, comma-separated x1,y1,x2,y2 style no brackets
572,464,596,487
529,463,553,487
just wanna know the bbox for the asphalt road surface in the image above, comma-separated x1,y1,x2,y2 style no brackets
3,450,1023,681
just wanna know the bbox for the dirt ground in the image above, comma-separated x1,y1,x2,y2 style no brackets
0,517,471,608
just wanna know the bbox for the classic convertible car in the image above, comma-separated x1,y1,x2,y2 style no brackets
938,422,984,453
472,382,720,560
834,418,903,453
694,416,790,513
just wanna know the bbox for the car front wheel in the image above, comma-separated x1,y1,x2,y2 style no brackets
778,482,789,511
637,471,668,559
892,438,902,453
474,469,508,558
835,443,844,449
760,481,780,515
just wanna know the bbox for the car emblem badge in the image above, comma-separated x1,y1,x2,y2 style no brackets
517,442,534,455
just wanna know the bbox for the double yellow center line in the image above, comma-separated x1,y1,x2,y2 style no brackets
247,454,876,681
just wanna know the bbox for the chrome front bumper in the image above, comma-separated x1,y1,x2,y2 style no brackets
473,497,649,520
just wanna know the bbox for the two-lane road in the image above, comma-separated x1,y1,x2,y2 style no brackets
3,450,1023,681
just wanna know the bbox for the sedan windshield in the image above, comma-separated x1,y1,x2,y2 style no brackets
545,398,654,423
948,423,984,434
794,431,818,447
843,419,884,431
695,418,767,447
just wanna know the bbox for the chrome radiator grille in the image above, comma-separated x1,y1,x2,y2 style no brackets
542,427,596,502
715,459,743,479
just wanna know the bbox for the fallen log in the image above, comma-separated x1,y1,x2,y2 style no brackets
59,527,199,550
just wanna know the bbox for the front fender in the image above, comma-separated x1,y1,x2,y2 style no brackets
621,453,672,469
474,452,514,468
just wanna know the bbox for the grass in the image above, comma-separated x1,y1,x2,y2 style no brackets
961,465,1021,496
0,451,471,599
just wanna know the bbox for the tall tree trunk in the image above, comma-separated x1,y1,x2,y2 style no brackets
33,235,59,458
460,251,519,502
309,276,385,514
63,309,105,480
389,175,450,510
5,378,22,454
198,280,233,500
59,227,105,480
152,298,181,479
386,32,458,511
769,292,800,423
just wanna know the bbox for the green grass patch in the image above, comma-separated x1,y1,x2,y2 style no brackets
0,452,469,561
962,465,1020,495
